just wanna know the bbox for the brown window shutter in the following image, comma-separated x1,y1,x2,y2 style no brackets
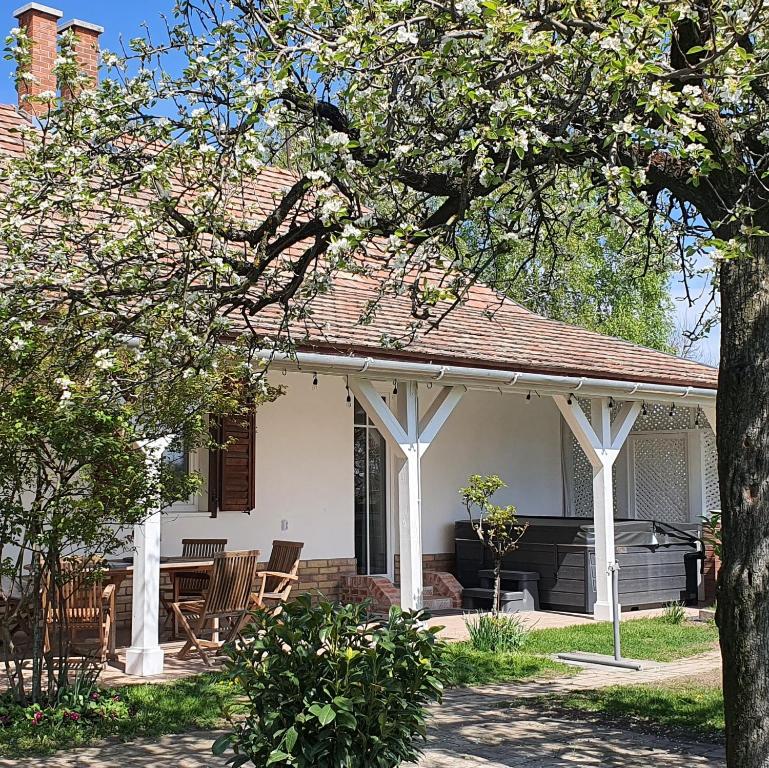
208,412,256,516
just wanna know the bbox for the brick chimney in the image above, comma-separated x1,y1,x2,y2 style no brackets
13,3,62,116
57,18,103,98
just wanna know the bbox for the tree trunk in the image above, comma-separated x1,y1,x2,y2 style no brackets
493,558,501,618
717,236,769,768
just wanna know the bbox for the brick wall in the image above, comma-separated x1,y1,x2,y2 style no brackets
114,556,358,627
393,552,455,583
423,570,463,608
339,575,400,613
294,557,358,602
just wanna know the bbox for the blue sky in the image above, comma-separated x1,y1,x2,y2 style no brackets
0,1,721,364
0,0,170,106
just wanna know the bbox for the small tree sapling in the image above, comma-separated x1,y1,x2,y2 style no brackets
460,475,528,617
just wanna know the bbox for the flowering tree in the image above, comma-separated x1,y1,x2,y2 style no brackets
0,278,272,703
3,1,769,763
0,29,279,705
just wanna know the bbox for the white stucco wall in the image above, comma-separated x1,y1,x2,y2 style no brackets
158,377,565,568
160,372,355,561
418,389,564,555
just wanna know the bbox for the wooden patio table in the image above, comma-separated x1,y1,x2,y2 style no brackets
105,557,215,654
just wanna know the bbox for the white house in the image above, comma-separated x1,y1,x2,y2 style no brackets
2,4,721,677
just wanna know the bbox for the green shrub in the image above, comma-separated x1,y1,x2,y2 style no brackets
0,682,131,755
661,601,687,625
465,612,530,653
215,596,448,768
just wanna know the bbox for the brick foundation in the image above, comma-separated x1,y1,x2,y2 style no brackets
393,552,456,583
114,556,358,627
424,570,463,609
339,575,401,613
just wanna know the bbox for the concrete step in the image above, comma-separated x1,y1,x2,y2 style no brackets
391,584,451,610
424,597,453,611
395,584,435,597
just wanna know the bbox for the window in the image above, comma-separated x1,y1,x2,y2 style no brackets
162,438,199,513
162,439,189,479
354,399,388,575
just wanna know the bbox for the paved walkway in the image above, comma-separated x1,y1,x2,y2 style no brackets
5,649,724,768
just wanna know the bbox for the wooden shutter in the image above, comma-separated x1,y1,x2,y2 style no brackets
208,412,256,517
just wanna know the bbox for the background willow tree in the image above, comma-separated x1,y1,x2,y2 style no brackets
2,1,766,764
471,191,677,351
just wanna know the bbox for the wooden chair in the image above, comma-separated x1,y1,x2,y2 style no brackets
161,539,227,637
46,556,116,664
251,540,304,610
171,549,260,666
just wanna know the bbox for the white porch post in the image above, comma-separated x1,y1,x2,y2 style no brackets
554,396,640,621
398,381,422,612
348,379,464,611
124,435,173,677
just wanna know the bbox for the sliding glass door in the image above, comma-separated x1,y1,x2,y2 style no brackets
353,399,388,575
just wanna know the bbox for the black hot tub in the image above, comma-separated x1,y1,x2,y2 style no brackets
455,516,702,613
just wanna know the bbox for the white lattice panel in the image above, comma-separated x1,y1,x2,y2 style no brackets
633,402,693,432
571,440,593,517
570,441,619,517
703,427,720,511
567,399,700,521
631,433,689,522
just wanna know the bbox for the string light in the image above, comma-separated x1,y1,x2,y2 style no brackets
312,372,318,389
392,380,398,395
567,393,573,405
526,391,532,401
609,396,615,410
345,377,351,406
669,402,676,417
642,401,648,416
695,406,701,427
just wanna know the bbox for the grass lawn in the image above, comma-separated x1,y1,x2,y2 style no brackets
523,618,718,662
0,674,238,758
442,644,576,686
537,680,724,742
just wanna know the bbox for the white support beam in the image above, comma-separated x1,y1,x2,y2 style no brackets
554,396,639,621
610,402,643,452
348,378,408,454
553,395,602,468
418,386,465,455
125,435,173,677
350,379,464,612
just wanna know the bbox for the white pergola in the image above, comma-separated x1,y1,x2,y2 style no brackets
123,353,717,677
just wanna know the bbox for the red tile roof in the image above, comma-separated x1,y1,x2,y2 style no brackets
0,104,718,390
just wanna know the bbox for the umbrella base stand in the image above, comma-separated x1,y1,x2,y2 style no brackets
557,652,645,671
